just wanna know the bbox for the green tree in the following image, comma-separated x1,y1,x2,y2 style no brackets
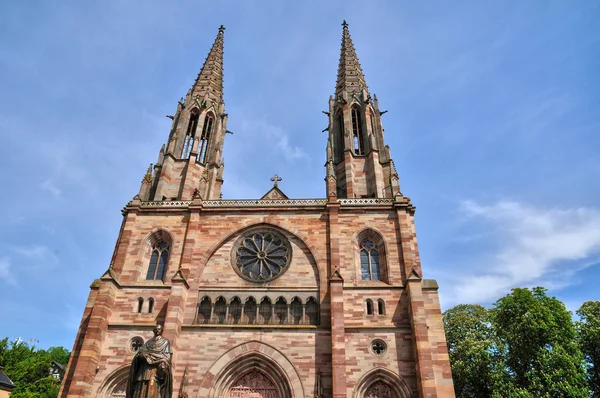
443,304,501,398
491,287,589,397
0,339,69,398
577,300,600,397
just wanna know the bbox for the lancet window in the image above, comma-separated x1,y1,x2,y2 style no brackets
182,110,199,158
360,240,380,281
198,112,214,164
146,241,169,280
351,105,364,155
335,111,345,163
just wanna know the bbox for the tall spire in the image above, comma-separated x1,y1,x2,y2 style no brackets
191,25,225,101
335,20,368,98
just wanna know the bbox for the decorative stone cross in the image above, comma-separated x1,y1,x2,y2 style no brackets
270,174,282,187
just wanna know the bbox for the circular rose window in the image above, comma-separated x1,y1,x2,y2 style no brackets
231,228,292,282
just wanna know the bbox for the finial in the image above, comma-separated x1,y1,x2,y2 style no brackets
342,20,348,28
144,164,153,183
270,174,282,187
219,25,225,34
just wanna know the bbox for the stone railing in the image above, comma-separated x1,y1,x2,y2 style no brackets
137,197,396,209
203,199,327,207
337,198,395,205
140,200,193,207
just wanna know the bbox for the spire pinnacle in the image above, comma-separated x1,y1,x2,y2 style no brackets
335,20,368,97
191,25,225,101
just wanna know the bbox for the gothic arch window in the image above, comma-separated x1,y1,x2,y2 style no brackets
306,297,319,325
198,112,215,164
356,229,388,283
335,111,345,163
351,105,365,156
290,297,303,325
243,297,257,325
182,109,199,158
198,296,212,324
378,299,385,315
229,297,242,325
214,297,227,324
361,240,380,281
259,297,273,325
137,298,144,313
146,240,169,280
366,299,374,315
274,297,287,325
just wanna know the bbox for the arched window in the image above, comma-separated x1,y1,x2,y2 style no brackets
366,299,374,315
360,240,380,281
214,297,227,324
351,105,364,155
290,297,303,325
198,112,214,164
306,297,319,325
146,241,169,280
378,299,385,315
244,297,257,325
275,298,287,325
197,297,212,324
259,297,273,325
182,110,199,158
148,298,154,314
137,298,144,314
335,111,345,163
229,297,242,325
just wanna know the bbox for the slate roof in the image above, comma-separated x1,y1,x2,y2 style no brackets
0,368,16,390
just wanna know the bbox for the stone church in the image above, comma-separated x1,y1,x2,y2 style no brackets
59,22,455,398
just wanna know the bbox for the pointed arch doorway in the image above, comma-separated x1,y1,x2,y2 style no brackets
228,370,278,398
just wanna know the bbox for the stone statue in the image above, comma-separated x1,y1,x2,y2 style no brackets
126,324,173,398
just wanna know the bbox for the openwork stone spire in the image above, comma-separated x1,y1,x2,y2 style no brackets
335,20,368,97
191,25,225,101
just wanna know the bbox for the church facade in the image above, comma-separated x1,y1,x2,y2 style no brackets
59,23,455,398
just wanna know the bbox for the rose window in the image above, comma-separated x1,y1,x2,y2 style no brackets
231,228,292,282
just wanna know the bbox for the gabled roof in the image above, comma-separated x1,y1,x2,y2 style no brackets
260,186,289,200
0,368,16,390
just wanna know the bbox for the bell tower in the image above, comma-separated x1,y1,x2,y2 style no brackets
138,25,228,202
325,21,400,199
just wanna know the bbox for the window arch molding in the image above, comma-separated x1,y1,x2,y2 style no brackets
354,228,388,283
352,367,412,398
96,365,130,398
139,229,173,282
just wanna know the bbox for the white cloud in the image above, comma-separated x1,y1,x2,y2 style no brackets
13,245,60,271
445,200,600,305
0,258,16,285
41,179,62,197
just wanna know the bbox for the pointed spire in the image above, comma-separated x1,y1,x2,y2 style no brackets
335,20,368,97
191,25,225,101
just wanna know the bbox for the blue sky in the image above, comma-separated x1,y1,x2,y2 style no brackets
0,1,599,350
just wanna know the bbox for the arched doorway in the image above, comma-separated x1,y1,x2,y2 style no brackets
198,341,304,398
228,370,278,398
352,368,413,398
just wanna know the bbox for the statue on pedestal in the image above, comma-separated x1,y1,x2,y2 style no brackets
127,324,173,398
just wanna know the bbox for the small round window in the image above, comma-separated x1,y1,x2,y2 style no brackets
231,228,292,283
128,336,144,354
370,339,387,356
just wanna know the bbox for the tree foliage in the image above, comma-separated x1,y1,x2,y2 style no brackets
577,300,600,397
444,287,590,398
0,338,70,398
